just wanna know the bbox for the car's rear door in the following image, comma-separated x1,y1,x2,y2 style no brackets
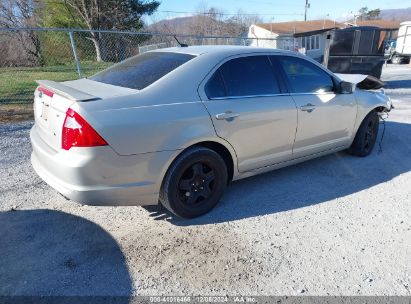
272,55,357,158
198,54,297,172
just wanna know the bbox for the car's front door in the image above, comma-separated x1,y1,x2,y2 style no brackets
199,55,297,172
273,55,358,158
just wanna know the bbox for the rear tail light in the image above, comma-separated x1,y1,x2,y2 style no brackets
38,87,54,98
62,108,108,150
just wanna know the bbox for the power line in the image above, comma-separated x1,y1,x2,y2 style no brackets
41,1,304,17
155,10,304,16
304,0,310,21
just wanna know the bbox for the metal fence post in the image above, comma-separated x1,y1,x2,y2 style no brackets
68,31,82,79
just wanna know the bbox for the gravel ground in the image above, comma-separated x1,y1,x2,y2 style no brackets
0,64,410,297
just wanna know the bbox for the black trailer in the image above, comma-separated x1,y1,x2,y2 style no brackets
324,26,385,79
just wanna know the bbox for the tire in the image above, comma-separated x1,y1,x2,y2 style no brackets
348,110,379,157
391,55,401,64
159,146,228,218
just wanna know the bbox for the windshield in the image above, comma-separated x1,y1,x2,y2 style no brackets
90,52,195,90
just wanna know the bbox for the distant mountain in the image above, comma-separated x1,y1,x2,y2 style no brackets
379,8,411,22
145,7,410,36
147,16,203,34
145,15,250,37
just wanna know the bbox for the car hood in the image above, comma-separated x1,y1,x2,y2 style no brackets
335,73,385,90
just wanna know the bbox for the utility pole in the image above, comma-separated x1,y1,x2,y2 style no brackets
323,13,330,29
270,17,275,34
304,0,310,21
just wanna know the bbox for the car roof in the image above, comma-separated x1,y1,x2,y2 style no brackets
151,45,332,78
153,45,295,57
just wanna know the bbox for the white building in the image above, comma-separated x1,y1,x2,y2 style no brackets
248,20,342,62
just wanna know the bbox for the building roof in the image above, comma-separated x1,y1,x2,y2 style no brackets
254,19,402,36
354,20,402,30
255,20,343,35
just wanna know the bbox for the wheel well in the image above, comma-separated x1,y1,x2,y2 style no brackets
374,106,387,114
191,141,235,182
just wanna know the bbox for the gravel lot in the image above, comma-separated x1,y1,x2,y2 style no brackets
0,64,410,297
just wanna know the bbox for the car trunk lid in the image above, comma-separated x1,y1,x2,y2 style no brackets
33,79,136,151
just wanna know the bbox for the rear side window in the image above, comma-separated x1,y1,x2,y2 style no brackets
205,55,280,99
90,52,195,90
276,56,335,93
205,71,226,98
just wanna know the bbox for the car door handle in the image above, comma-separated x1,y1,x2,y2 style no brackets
300,103,316,113
215,111,240,120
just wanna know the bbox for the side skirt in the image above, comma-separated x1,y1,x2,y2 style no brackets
233,145,349,181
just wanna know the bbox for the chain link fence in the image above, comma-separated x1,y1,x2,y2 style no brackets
0,28,283,105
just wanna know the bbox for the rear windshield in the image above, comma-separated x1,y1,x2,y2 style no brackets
90,52,195,90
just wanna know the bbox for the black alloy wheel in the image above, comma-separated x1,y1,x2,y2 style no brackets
348,110,379,157
160,147,228,218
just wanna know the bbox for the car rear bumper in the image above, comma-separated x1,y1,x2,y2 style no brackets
30,124,174,206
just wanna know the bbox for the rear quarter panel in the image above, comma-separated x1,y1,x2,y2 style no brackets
72,97,217,155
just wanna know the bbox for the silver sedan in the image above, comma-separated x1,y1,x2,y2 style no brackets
30,46,393,218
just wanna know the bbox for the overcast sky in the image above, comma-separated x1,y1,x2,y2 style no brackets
148,0,410,23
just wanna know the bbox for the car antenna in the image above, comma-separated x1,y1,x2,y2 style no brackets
174,35,188,47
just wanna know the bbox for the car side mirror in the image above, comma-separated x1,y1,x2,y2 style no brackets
338,81,353,94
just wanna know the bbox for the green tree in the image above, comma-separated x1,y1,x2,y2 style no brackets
41,1,83,28
43,0,160,61
358,6,369,21
367,9,381,20
357,6,380,21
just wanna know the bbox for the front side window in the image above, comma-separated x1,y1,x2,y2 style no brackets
205,55,280,99
90,52,195,90
276,56,335,94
